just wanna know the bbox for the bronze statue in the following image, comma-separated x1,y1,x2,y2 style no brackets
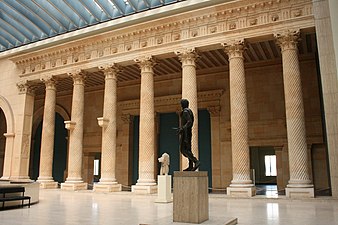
177,99,200,171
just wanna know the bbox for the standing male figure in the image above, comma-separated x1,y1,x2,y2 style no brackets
178,99,200,171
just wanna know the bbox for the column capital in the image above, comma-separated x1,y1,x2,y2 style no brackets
16,80,36,95
121,114,133,124
207,105,221,117
68,70,87,85
222,39,246,59
98,63,122,80
40,76,57,90
175,48,200,66
134,56,157,72
274,29,300,52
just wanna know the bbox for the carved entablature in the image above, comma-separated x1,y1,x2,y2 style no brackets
119,90,224,112
10,0,313,78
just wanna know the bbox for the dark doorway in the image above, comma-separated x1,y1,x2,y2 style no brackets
132,116,139,185
31,113,68,182
158,112,180,176
0,109,6,177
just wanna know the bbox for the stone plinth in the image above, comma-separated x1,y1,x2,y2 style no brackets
173,171,208,224
94,183,122,192
156,175,172,203
227,187,256,197
131,184,157,194
39,181,58,189
286,187,314,198
61,182,87,191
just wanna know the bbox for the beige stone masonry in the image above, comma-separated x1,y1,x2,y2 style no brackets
223,40,255,196
176,48,199,170
132,56,157,194
275,30,314,197
61,70,87,190
37,76,58,188
94,64,122,192
9,81,35,181
10,0,314,82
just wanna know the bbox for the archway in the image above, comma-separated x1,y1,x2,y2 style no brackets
0,109,6,177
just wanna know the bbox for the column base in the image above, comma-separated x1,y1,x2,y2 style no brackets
131,183,157,194
286,187,314,198
227,186,256,197
93,183,122,192
61,182,88,191
155,175,172,203
39,181,58,189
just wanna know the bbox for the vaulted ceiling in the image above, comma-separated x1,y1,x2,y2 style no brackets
0,0,184,52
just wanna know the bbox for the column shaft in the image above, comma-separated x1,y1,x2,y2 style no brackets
224,41,253,186
94,65,122,192
132,56,157,194
38,78,57,184
176,49,199,169
138,57,156,184
62,71,87,191
275,30,313,189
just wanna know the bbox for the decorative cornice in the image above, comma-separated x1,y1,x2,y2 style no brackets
10,0,313,78
119,89,224,110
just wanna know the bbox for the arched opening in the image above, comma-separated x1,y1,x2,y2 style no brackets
30,113,68,183
0,109,6,177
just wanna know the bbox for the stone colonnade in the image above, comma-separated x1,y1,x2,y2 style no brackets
31,29,314,197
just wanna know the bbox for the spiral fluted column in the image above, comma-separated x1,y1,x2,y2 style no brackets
61,70,87,191
223,40,255,197
132,56,157,194
275,30,314,198
37,76,58,188
175,48,199,170
94,64,122,192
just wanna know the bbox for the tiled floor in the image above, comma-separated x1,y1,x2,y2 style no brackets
1,189,338,225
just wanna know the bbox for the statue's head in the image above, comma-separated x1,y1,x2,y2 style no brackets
180,99,189,109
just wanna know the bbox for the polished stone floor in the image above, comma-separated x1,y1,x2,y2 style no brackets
1,189,338,225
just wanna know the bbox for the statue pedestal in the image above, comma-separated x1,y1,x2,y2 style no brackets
173,171,208,224
155,175,172,203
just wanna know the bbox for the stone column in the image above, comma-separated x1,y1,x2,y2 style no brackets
94,64,122,192
275,30,314,198
175,48,199,170
223,40,255,197
61,70,88,191
131,56,157,194
37,77,58,188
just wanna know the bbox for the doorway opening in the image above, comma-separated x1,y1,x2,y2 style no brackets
250,146,278,196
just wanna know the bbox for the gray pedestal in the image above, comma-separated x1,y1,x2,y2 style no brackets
173,171,209,224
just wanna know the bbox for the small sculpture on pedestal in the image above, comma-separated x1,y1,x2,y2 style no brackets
158,153,170,175
156,152,172,203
